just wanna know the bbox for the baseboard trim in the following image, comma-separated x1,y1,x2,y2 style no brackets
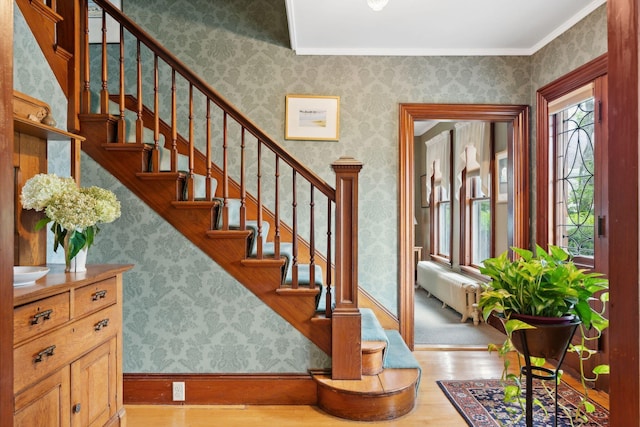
123,373,318,405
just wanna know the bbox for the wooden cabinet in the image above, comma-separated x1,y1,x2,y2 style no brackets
13,265,132,427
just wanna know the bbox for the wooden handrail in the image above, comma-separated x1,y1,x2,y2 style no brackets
90,0,335,201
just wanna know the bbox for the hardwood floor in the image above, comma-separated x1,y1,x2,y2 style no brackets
125,349,609,426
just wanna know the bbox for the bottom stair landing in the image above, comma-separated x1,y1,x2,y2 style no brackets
312,310,421,421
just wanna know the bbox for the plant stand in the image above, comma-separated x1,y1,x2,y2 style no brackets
515,321,580,427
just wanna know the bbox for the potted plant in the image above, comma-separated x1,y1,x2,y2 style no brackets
478,245,609,425
21,173,121,272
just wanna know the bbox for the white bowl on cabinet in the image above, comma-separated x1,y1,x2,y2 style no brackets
13,266,50,287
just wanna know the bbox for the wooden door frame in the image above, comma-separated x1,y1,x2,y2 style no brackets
398,104,530,349
608,0,640,423
0,0,14,423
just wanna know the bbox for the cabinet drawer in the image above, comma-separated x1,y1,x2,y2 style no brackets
14,305,120,393
73,277,117,317
14,292,70,345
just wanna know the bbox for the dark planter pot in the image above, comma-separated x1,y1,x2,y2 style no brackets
505,314,581,359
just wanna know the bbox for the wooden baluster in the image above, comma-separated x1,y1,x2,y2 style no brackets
81,1,91,114
135,40,143,144
99,9,109,114
256,140,263,259
331,156,363,380
309,184,315,289
222,112,229,230
205,99,212,200
170,70,177,172
187,84,194,201
152,54,160,172
291,170,299,289
118,24,126,143
274,156,281,259
239,128,246,229
326,200,333,318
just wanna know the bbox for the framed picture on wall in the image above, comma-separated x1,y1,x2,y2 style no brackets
496,151,508,203
285,95,340,141
420,174,428,207
88,0,122,44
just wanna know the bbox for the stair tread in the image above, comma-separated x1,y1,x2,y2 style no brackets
362,341,387,353
312,368,420,395
362,308,388,343
136,171,186,180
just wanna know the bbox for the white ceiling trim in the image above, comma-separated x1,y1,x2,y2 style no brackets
529,0,607,55
292,47,538,57
286,0,607,57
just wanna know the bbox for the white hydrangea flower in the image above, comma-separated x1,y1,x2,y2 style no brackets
21,173,76,211
20,174,122,257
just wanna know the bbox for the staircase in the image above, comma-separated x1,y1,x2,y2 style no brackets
15,0,420,420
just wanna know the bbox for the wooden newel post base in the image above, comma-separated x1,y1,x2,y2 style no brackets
331,157,363,380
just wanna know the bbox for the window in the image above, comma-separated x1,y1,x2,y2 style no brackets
537,56,608,273
551,94,596,262
457,122,498,271
423,123,505,270
425,130,452,264
469,175,491,266
436,184,451,258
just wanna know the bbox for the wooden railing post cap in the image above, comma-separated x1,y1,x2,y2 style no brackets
331,156,363,171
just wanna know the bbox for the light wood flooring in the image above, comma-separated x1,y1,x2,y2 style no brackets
125,349,610,426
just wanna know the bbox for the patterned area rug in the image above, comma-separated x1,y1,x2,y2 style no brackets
437,379,609,427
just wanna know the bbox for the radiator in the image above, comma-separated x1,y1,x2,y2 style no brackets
416,261,481,325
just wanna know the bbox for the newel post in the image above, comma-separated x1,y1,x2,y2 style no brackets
331,156,363,380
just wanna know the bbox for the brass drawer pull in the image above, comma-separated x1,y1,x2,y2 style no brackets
94,318,110,331
31,309,53,325
92,290,107,301
34,345,56,363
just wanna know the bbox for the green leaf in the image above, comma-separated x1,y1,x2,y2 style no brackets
584,400,595,413
503,385,520,402
503,319,536,335
593,364,610,375
530,357,546,367
34,217,51,231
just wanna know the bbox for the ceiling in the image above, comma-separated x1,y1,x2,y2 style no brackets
285,0,606,56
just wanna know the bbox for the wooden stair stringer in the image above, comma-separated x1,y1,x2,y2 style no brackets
78,113,332,355
15,0,71,97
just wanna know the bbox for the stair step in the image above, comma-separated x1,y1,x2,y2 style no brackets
171,200,220,210
362,341,386,376
312,313,422,421
284,263,323,287
312,367,419,421
136,171,186,181
362,308,389,354
102,142,146,151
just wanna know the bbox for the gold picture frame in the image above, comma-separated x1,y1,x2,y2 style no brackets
285,95,340,141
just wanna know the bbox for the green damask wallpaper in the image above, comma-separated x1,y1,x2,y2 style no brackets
13,1,606,374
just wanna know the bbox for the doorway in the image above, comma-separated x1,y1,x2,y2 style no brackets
397,104,530,349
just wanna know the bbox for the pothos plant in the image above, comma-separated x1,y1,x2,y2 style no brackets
478,245,609,425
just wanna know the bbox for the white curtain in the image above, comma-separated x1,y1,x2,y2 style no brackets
424,130,450,204
454,122,491,198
